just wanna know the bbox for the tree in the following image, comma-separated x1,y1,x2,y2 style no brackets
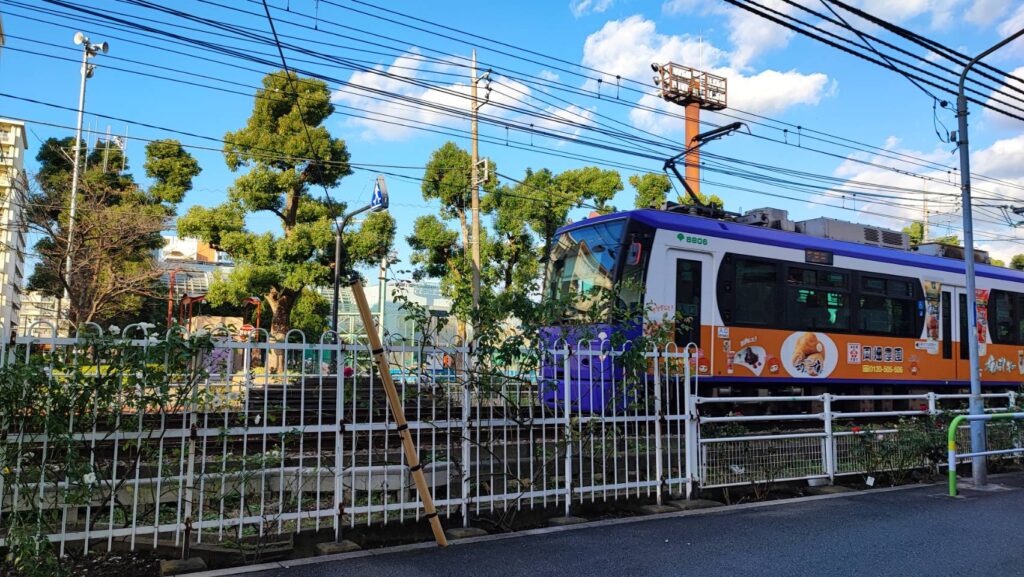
903,221,959,247
408,142,496,338
990,258,1006,267
178,70,394,343
1011,254,1024,271
27,136,200,327
630,172,723,210
631,173,672,209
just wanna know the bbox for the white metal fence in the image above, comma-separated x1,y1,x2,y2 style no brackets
1,327,1020,557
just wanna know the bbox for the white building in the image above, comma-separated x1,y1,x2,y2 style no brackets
0,119,28,343
321,279,456,344
19,291,60,339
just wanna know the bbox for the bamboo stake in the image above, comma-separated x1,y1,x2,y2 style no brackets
349,278,449,547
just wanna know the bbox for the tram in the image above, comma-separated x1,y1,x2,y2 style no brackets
541,205,1024,409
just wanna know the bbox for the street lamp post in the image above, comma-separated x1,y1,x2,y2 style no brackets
955,27,1024,489
378,250,398,341
64,32,108,322
329,176,389,348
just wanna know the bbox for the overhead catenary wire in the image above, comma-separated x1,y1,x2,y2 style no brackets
16,0,1024,201
8,0,1024,245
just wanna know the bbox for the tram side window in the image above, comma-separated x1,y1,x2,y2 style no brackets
734,259,779,326
990,290,1021,345
784,267,850,330
858,276,916,337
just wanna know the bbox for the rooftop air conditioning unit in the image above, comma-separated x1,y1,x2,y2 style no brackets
796,217,909,251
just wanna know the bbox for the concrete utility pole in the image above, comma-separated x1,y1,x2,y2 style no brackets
469,49,491,310
65,32,108,322
470,49,480,309
955,27,1024,489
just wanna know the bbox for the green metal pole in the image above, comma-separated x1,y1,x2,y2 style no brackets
947,415,966,497
948,412,1024,496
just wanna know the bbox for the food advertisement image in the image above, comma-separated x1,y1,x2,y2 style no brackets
923,280,941,341
780,332,838,378
975,289,990,348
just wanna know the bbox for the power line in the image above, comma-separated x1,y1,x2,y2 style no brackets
19,0,1022,198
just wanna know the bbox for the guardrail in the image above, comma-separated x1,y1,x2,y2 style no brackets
947,412,1024,496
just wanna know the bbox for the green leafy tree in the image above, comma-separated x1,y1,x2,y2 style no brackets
483,186,538,294
629,172,723,210
631,173,672,208
990,258,1006,267
408,143,497,336
1010,254,1024,271
903,221,959,247
27,136,200,327
178,70,394,342
526,167,623,272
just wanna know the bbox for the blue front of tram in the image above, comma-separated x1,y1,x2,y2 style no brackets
539,214,653,413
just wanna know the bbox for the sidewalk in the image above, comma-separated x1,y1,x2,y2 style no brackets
201,473,1024,577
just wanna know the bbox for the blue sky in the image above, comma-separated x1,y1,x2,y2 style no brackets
2,0,1024,271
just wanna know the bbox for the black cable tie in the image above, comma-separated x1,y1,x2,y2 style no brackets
410,463,424,473
396,423,409,432
423,511,438,520
371,347,384,356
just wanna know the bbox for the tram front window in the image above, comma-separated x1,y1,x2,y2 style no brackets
547,220,626,319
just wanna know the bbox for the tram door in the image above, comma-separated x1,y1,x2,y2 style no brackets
953,286,972,382
668,250,714,350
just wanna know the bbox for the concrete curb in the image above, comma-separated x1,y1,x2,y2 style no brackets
183,479,959,577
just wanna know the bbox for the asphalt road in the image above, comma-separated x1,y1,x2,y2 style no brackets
241,474,1024,577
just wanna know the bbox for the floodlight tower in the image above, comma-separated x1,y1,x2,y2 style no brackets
652,63,727,198
65,32,108,321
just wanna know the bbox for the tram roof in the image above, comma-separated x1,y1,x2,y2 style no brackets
557,209,1024,284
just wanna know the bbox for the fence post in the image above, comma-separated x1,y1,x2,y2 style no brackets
562,346,573,517
652,346,664,505
927,392,938,415
334,338,345,542
461,344,472,528
822,393,834,483
683,349,698,499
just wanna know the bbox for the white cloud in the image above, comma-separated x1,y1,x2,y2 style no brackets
582,16,726,82
333,51,470,141
333,51,596,143
538,70,561,83
570,0,614,17
981,66,1024,131
661,0,703,15
965,0,1011,26
826,137,1024,263
997,2,1024,36
846,0,963,29
725,0,794,68
660,1,793,67
972,133,1024,178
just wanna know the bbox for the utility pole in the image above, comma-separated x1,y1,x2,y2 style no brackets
955,27,1024,489
65,33,108,324
469,49,491,310
922,178,929,243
